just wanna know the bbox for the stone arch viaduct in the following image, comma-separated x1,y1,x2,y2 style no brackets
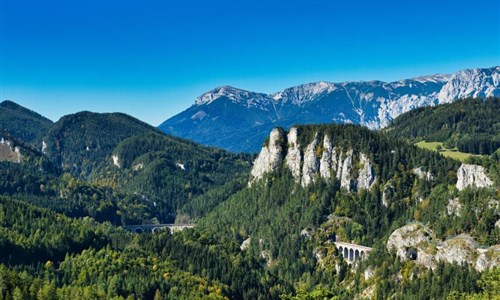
334,242,373,262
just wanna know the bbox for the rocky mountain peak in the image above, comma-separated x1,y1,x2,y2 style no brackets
438,66,500,103
194,85,272,108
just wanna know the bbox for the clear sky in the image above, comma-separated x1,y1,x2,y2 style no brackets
1,0,499,125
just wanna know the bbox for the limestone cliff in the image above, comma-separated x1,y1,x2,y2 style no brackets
456,164,493,191
250,128,285,184
387,223,500,271
357,153,376,190
285,127,302,182
250,127,376,191
340,150,353,190
301,133,320,186
319,135,335,180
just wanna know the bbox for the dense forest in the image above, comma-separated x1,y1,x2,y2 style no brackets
0,101,53,145
0,99,498,299
386,97,500,155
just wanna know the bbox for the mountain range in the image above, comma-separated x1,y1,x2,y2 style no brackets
160,66,500,152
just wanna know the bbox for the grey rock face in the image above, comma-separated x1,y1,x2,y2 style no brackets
336,150,344,180
319,135,334,180
386,223,437,269
285,127,302,182
357,153,376,190
412,167,433,181
250,128,284,183
340,150,353,191
456,164,493,191
387,224,500,271
435,235,478,266
475,246,500,272
301,134,320,187
446,198,462,217
382,181,394,207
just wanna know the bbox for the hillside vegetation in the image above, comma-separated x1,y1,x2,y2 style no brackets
0,101,498,299
386,97,500,155
0,100,53,145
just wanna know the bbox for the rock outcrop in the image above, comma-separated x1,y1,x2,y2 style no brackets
112,155,121,168
435,235,479,266
340,150,353,191
387,224,500,271
250,128,377,190
446,198,462,217
456,164,493,191
285,127,302,182
476,245,500,272
357,153,376,190
319,135,335,180
240,237,251,251
387,223,437,269
0,138,21,163
412,167,433,181
301,134,320,186
250,128,285,184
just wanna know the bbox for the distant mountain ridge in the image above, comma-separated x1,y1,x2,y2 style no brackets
160,66,500,152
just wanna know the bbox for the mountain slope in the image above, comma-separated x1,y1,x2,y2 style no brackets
0,106,252,224
385,97,500,155
198,124,499,297
43,111,159,178
0,100,53,145
97,131,252,222
160,66,500,153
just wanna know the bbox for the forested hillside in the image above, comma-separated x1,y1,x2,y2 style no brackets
0,101,499,299
386,97,500,155
0,103,252,225
195,124,499,298
43,111,159,178
0,100,53,145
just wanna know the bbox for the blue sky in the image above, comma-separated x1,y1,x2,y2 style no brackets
1,0,499,125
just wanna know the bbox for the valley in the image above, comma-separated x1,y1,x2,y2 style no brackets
0,96,499,299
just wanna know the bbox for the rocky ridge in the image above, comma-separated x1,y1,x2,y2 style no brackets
250,127,376,190
160,66,500,152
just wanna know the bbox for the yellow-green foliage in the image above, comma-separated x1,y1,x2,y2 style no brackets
415,141,476,162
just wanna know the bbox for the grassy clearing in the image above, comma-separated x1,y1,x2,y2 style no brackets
415,141,476,162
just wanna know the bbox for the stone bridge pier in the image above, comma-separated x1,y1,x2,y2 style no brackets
334,242,373,263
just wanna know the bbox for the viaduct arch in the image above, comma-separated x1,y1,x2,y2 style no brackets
334,242,373,262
